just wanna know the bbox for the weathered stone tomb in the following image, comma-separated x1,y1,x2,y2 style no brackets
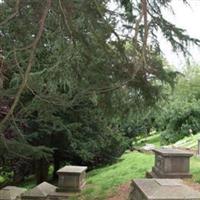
146,148,193,178
21,182,56,200
0,186,26,200
128,179,200,200
56,165,87,192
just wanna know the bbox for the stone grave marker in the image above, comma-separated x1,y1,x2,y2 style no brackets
128,178,200,200
21,182,56,200
0,186,26,200
56,165,87,192
198,139,200,156
146,148,193,178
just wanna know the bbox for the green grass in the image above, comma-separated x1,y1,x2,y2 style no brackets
2,132,200,200
76,132,200,200
173,133,200,149
18,176,37,189
76,151,200,200
191,156,200,183
76,151,154,200
132,133,161,148
0,176,4,184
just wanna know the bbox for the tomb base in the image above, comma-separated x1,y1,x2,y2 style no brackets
128,179,200,200
57,165,87,193
146,168,192,179
146,148,193,179
56,181,86,193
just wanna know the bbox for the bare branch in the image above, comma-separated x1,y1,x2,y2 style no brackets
59,0,76,45
0,0,20,26
141,0,149,67
0,0,52,131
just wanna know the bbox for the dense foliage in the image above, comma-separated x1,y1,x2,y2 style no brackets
0,0,199,184
156,66,200,144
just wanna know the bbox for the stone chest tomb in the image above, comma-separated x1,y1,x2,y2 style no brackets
21,182,56,200
0,186,26,200
146,148,193,178
57,165,87,192
128,179,200,200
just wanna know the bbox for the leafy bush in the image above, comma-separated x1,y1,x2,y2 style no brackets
21,98,129,169
156,66,200,144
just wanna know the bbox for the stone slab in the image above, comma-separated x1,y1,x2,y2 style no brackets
47,191,69,200
57,166,87,174
146,148,193,179
153,148,193,157
47,191,80,200
21,182,56,200
129,179,200,200
57,165,87,192
0,186,26,200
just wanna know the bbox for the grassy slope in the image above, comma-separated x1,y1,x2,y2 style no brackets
173,133,200,149
132,133,161,148
76,152,153,200
133,132,200,150
191,156,200,183
1,133,200,200
76,152,200,200
77,133,200,199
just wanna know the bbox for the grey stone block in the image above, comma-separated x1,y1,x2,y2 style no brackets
21,182,56,200
0,186,26,200
129,179,200,200
57,166,87,192
146,148,193,178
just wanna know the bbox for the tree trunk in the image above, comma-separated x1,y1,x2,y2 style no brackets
53,152,60,180
35,159,49,184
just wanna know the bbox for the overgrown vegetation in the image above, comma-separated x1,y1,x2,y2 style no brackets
0,0,200,188
155,66,200,144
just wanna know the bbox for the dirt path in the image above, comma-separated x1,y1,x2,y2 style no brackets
107,179,200,200
107,182,130,200
184,179,200,192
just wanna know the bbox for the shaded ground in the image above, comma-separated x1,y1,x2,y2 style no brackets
107,182,130,200
184,179,200,192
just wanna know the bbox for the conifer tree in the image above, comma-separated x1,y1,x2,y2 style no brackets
0,0,199,183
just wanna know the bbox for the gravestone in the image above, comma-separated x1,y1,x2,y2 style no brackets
128,179,200,200
146,148,193,178
0,186,26,200
142,144,155,152
198,140,200,156
56,165,87,192
21,182,56,200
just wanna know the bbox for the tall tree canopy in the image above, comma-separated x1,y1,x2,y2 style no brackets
0,0,199,183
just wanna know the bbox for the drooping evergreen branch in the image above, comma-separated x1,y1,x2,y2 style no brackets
140,0,149,68
0,0,20,26
59,0,76,45
0,0,52,132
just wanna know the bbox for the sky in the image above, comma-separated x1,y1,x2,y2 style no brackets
1,0,200,70
160,1,200,70
109,0,200,71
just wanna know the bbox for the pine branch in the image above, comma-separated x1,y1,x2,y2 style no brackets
0,0,52,132
0,0,20,26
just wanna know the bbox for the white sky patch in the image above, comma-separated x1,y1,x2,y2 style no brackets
1,0,200,69
109,1,200,70
160,1,200,70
